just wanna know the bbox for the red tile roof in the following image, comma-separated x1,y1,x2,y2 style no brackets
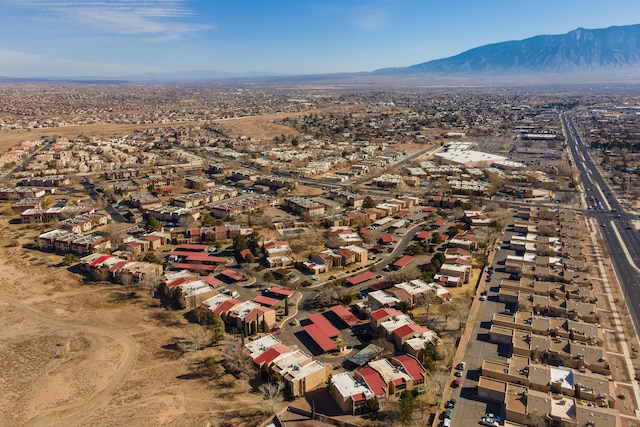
393,354,425,382
166,276,197,288
352,392,367,402
380,233,393,244
211,299,242,315
392,323,430,339
252,295,280,307
347,271,377,286
416,230,431,240
330,305,359,326
393,255,415,268
244,306,272,323
370,308,403,322
367,280,391,291
202,276,223,287
89,254,113,267
308,313,340,338
267,286,295,297
174,263,218,271
108,260,130,273
303,324,337,352
219,269,244,281
388,287,412,303
184,253,227,263
356,367,386,396
263,241,287,249
253,345,291,365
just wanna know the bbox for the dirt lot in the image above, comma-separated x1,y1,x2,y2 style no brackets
0,219,267,427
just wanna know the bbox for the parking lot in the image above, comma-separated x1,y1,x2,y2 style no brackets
446,215,517,426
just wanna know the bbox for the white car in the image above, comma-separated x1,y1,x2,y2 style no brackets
480,417,499,427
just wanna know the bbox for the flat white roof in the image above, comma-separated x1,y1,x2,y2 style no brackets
287,359,325,380
245,334,280,358
369,359,412,383
331,372,373,399
380,314,413,333
369,290,401,306
272,350,311,372
550,367,574,390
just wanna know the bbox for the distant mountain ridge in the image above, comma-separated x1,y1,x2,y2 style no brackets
375,24,640,75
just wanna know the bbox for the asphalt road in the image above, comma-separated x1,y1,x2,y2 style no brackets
562,113,640,334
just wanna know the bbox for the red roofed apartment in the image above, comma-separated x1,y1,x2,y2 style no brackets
354,366,388,405
369,308,404,330
391,354,427,393
392,255,415,270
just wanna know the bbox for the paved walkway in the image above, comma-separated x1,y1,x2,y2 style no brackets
588,216,640,419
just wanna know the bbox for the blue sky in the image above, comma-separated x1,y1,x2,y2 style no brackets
0,0,639,77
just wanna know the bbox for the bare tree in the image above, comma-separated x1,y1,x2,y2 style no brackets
221,339,255,380
180,326,207,351
373,337,396,358
419,292,442,320
259,381,285,415
423,370,448,402
452,298,471,332
139,274,161,297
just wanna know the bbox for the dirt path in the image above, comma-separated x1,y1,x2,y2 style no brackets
0,291,137,427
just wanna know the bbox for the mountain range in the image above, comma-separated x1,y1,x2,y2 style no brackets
375,24,640,75
2,24,639,84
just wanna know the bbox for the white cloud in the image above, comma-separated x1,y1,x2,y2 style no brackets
353,6,392,31
0,49,139,77
0,0,212,38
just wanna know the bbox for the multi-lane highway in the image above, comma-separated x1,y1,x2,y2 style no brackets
562,113,640,333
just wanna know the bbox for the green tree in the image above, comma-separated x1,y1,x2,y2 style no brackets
143,253,161,264
201,356,223,378
279,275,290,287
145,217,162,232
233,234,248,252
264,270,275,283
209,313,225,343
62,253,79,266
365,397,380,413
362,196,376,209
201,212,216,227
431,231,442,245
399,390,415,426
247,231,261,254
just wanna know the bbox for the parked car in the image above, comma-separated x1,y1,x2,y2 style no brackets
456,362,466,370
445,398,456,409
485,413,502,422
480,295,487,301
480,417,499,427
454,371,463,377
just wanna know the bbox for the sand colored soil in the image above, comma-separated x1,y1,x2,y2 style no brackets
0,219,266,427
